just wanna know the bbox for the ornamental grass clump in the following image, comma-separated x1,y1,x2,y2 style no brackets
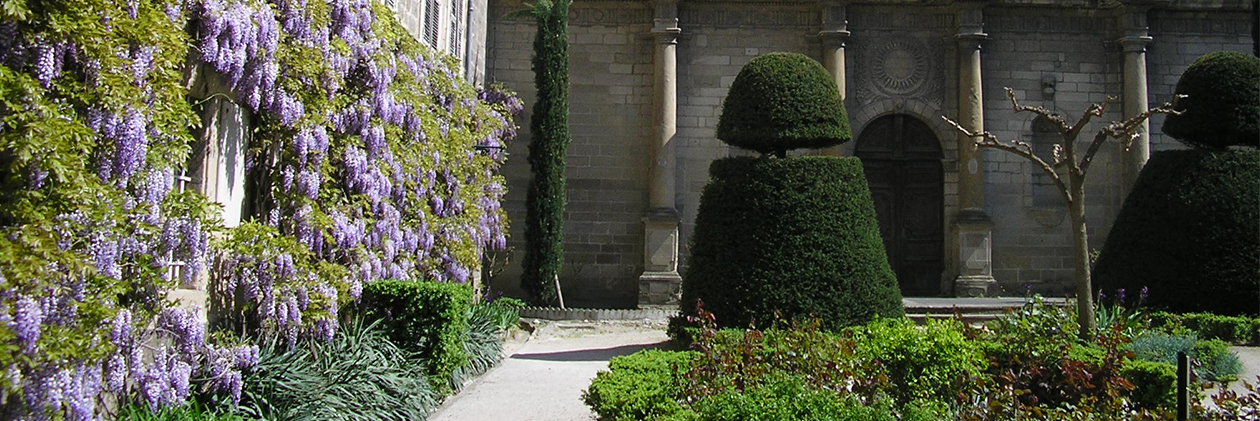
682,52,902,332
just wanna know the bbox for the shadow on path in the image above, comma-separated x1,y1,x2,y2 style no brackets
510,341,674,362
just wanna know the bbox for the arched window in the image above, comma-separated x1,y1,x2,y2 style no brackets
1031,116,1061,208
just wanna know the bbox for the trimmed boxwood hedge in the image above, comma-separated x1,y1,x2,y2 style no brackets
715,52,851,156
1093,149,1260,316
681,157,904,331
359,280,472,393
1160,51,1260,149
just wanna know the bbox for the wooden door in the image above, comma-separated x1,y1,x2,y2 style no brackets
855,115,944,296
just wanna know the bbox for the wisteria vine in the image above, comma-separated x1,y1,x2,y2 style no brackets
0,0,519,418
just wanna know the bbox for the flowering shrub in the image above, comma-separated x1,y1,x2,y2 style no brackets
0,0,518,418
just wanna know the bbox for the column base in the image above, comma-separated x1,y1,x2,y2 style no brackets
953,275,997,297
638,271,682,306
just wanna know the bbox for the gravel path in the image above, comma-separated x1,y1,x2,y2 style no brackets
428,321,671,421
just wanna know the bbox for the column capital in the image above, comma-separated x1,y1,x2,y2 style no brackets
955,32,989,50
1118,36,1154,53
819,29,851,47
651,27,681,44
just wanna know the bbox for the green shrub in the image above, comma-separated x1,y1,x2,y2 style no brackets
1128,331,1197,364
1093,149,1260,316
233,318,439,421
1161,51,1260,148
1120,359,1177,411
852,318,987,405
681,157,903,331
715,52,851,157
1126,332,1242,383
359,280,472,392
686,374,941,421
1194,339,1242,383
583,350,696,421
1150,312,1260,345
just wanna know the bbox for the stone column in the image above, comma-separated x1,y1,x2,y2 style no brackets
1118,4,1154,194
639,0,682,306
819,1,850,156
819,1,849,99
953,1,996,296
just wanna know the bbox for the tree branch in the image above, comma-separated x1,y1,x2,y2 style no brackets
1004,87,1070,132
942,116,1071,202
1080,96,1183,173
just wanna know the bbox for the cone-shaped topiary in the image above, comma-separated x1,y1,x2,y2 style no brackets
1161,51,1260,149
1094,149,1260,316
716,52,851,157
681,157,905,331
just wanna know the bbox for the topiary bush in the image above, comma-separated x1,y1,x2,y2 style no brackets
358,280,472,393
1093,149,1260,316
715,52,851,157
1161,51,1260,148
681,157,904,331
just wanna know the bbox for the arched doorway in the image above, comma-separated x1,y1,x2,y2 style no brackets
855,114,945,296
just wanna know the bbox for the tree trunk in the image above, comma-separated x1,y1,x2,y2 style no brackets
1070,174,1097,339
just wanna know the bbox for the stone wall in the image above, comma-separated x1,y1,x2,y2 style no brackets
484,0,1255,306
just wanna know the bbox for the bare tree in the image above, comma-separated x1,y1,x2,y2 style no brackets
944,88,1180,339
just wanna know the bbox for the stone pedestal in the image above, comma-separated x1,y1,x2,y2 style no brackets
954,208,996,297
640,208,681,305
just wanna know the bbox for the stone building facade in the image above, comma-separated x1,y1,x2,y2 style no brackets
482,0,1254,308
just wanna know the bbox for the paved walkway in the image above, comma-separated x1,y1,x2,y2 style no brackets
428,321,671,421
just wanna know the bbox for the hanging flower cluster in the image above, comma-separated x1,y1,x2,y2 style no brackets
0,0,518,417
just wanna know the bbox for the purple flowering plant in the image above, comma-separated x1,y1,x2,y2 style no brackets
0,0,519,417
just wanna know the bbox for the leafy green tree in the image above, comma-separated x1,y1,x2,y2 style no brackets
515,0,572,305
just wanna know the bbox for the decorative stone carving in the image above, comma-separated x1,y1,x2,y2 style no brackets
854,37,943,108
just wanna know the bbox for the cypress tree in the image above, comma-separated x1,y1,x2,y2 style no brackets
517,0,571,305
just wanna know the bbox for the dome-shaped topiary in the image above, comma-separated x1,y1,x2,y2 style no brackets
1161,51,1260,149
715,52,851,157
1094,149,1260,316
681,157,905,331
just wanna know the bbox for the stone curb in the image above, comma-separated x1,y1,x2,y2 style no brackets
518,306,679,321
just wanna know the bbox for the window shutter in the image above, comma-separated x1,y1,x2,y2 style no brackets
448,0,463,58
423,0,440,47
